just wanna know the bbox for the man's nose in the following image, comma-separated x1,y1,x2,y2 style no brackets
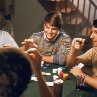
90,32,94,39
48,28,52,33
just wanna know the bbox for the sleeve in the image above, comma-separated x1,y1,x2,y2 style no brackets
4,31,19,48
77,47,95,64
53,34,71,65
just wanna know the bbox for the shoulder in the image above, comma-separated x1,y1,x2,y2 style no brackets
82,47,97,57
33,31,43,36
58,31,71,41
0,30,9,35
87,47,97,52
59,31,70,38
30,31,43,38
91,47,97,52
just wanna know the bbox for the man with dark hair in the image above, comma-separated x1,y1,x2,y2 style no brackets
66,19,97,89
21,11,71,65
0,47,53,97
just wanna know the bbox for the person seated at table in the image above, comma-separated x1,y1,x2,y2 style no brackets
3,19,14,38
0,11,14,38
21,11,71,65
0,12,18,48
0,47,53,97
66,19,97,89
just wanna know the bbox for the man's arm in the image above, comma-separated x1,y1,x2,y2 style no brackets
42,55,53,63
70,66,97,89
85,75,97,89
56,34,71,65
66,38,85,67
35,70,53,97
20,39,37,51
28,48,53,97
20,39,54,64
66,46,79,67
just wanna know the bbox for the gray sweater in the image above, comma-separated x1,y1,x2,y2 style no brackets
30,31,71,65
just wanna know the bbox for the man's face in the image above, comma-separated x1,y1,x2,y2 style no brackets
90,26,97,47
44,23,59,40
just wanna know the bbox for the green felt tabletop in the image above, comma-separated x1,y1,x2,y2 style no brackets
22,65,97,97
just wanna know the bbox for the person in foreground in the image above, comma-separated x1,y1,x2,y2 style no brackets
0,47,53,97
21,11,71,65
66,19,97,89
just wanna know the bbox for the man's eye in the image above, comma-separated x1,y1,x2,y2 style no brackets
45,26,49,29
47,27,49,29
93,30,97,33
52,28,57,30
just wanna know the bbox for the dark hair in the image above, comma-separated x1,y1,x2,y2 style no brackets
0,48,32,97
0,11,5,30
44,11,63,29
93,19,97,28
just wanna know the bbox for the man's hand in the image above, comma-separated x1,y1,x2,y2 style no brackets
21,39,37,51
71,38,85,50
70,66,83,77
2,44,12,48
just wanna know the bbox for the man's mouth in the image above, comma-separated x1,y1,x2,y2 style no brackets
93,41,97,43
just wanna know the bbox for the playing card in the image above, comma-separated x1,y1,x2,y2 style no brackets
46,82,53,87
78,63,84,68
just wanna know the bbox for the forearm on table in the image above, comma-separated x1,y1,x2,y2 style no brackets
35,72,53,97
42,55,53,63
85,75,97,89
42,55,65,65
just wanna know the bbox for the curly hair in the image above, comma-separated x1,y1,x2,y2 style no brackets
0,48,32,97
